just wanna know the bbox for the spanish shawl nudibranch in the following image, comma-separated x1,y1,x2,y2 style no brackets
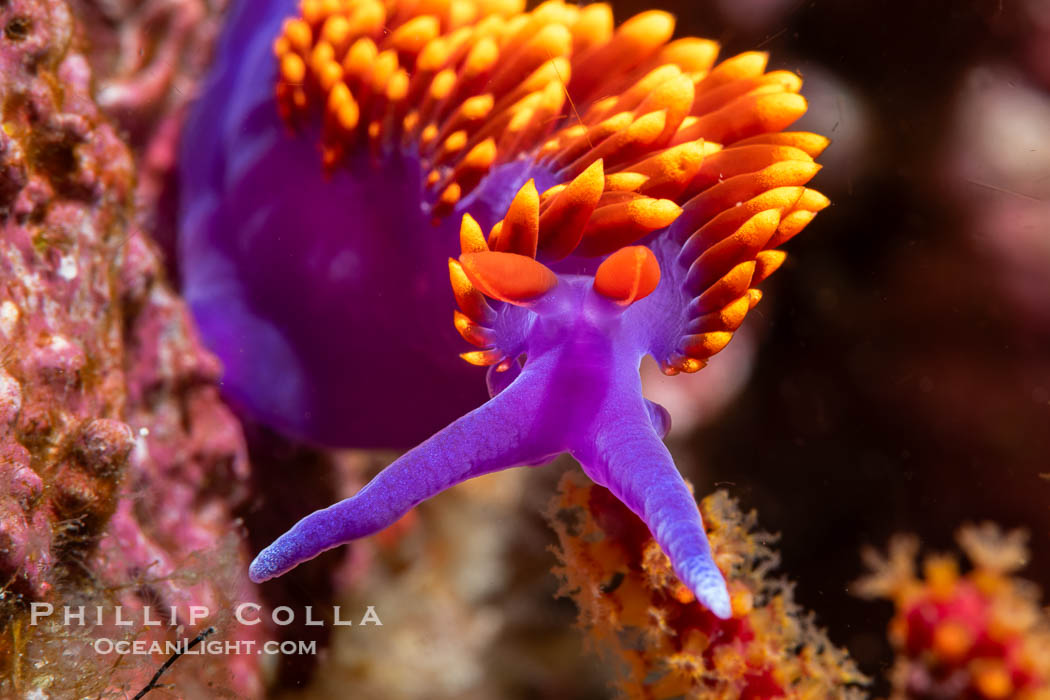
179,0,831,618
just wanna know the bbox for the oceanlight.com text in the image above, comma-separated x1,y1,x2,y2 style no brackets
92,638,318,656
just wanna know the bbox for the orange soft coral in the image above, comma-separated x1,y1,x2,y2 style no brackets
856,524,1050,700
547,470,867,699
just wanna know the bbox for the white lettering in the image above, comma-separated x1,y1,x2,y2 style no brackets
64,606,85,626
188,606,209,625
359,606,382,626
114,606,133,626
29,603,52,625
143,606,161,626
332,606,352,626
304,606,324,626
272,606,294,625
235,602,261,625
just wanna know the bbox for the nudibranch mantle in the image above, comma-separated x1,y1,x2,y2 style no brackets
181,0,830,619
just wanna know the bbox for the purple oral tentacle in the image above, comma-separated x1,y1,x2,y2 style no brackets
248,358,565,583
574,388,730,619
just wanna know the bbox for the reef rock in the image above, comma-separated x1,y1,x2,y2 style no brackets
0,0,262,696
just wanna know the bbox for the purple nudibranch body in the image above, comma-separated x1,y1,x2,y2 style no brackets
179,0,831,618
180,0,488,447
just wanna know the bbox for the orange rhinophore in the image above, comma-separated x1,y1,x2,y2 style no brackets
593,245,661,306
458,251,557,305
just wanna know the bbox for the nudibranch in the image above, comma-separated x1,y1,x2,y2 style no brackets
180,0,829,618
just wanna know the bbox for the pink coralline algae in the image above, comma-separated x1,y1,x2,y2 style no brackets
0,0,263,696
66,0,232,260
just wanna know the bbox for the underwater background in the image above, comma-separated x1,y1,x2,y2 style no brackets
0,0,1047,697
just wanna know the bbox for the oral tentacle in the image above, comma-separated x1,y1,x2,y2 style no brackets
574,393,730,619
248,368,561,583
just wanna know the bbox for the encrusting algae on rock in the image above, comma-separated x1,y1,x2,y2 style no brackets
547,470,868,699
0,0,263,695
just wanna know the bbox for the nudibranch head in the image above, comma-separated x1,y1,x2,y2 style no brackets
184,0,831,618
